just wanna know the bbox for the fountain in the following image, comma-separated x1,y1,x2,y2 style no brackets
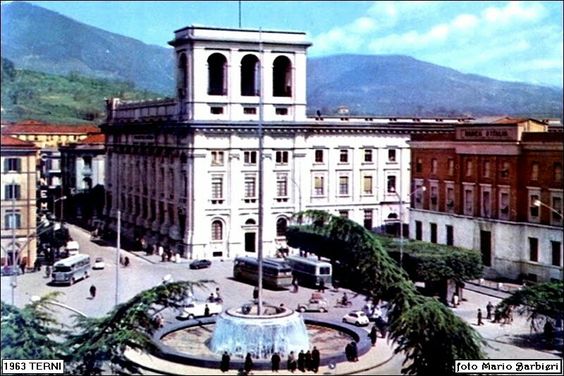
210,304,309,358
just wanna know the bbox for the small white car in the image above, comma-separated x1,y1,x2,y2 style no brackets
342,310,370,326
92,257,105,270
177,301,222,320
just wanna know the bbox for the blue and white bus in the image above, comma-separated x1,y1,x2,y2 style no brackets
285,255,332,288
51,254,91,285
233,256,293,289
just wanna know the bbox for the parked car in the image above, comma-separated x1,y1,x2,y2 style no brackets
342,310,370,326
177,300,222,320
189,259,212,269
297,292,329,312
92,257,105,270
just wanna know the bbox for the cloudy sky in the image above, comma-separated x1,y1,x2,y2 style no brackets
25,1,563,88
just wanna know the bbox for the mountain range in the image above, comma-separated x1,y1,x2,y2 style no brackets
2,2,562,119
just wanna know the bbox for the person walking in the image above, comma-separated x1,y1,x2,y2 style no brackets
271,352,281,372
204,304,210,317
369,325,378,346
124,256,130,267
297,350,305,372
486,301,494,320
253,286,259,300
244,353,253,374
477,308,484,325
318,279,325,293
452,292,459,307
345,343,353,362
311,346,320,373
287,351,297,373
220,351,230,373
350,341,358,361
89,284,97,299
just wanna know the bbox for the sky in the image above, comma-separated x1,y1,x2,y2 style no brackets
19,1,564,88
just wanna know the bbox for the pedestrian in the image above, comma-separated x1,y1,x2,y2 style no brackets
160,246,166,262
34,258,41,272
244,353,253,374
544,320,555,344
287,351,297,373
345,343,353,362
19,260,26,274
204,304,210,317
90,284,97,299
208,293,216,302
215,287,222,302
305,350,312,371
45,265,51,278
477,308,484,325
271,352,281,372
220,351,230,373
486,301,493,320
124,256,130,267
451,292,459,307
253,286,259,300
318,279,325,293
297,350,305,372
350,341,358,361
369,325,378,346
494,307,501,323
311,346,320,373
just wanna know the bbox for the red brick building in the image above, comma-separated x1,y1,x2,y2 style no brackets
409,118,563,282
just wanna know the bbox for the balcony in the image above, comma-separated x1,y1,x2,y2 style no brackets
107,98,178,123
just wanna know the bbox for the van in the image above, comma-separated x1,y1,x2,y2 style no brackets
66,241,80,257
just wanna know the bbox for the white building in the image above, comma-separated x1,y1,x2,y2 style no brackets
102,26,460,259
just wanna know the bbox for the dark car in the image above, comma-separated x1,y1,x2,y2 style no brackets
189,259,212,269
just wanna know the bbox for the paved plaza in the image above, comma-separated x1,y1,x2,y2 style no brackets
1,224,560,375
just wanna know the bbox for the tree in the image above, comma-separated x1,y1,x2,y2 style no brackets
1,293,68,360
286,210,485,375
66,280,212,375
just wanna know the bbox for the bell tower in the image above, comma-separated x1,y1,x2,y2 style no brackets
169,26,312,122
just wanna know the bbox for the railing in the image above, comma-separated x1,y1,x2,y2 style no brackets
108,98,178,123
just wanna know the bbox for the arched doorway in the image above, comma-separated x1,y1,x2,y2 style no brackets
244,219,256,253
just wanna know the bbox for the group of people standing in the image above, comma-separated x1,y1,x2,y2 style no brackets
219,347,321,374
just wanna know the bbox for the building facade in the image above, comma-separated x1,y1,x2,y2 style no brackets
1,135,39,267
102,26,458,259
409,118,563,282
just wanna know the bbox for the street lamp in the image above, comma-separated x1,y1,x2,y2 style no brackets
29,295,87,317
534,199,563,219
53,195,67,224
391,185,426,268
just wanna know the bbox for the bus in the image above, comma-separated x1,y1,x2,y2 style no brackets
233,256,293,289
285,255,332,288
51,254,91,285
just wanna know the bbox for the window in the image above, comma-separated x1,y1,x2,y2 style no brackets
530,163,539,181
415,221,422,241
5,184,20,200
529,237,538,262
414,183,424,208
272,56,292,97
415,158,422,173
243,107,257,114
446,225,453,246
464,188,473,215
275,107,289,115
339,176,349,195
529,194,540,220
552,196,563,223
275,151,289,165
314,176,324,196
211,220,223,241
339,210,349,218
465,160,473,177
363,209,373,230
431,159,438,175
500,161,510,178
552,241,561,267
244,176,256,201
4,211,21,229
314,150,324,163
244,151,257,165
363,176,373,195
240,54,260,96
446,187,455,212
483,161,491,178
211,176,223,203
4,158,21,172
554,163,562,182
210,106,224,114
276,174,288,197
388,149,396,162
387,176,396,193
482,190,491,218
364,149,373,163
339,149,349,163
430,223,437,243
430,185,438,210
276,218,288,237
208,53,227,95
448,159,454,176
499,192,509,219
211,151,224,166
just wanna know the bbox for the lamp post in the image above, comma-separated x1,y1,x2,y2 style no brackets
392,186,426,268
534,199,563,219
53,195,67,224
